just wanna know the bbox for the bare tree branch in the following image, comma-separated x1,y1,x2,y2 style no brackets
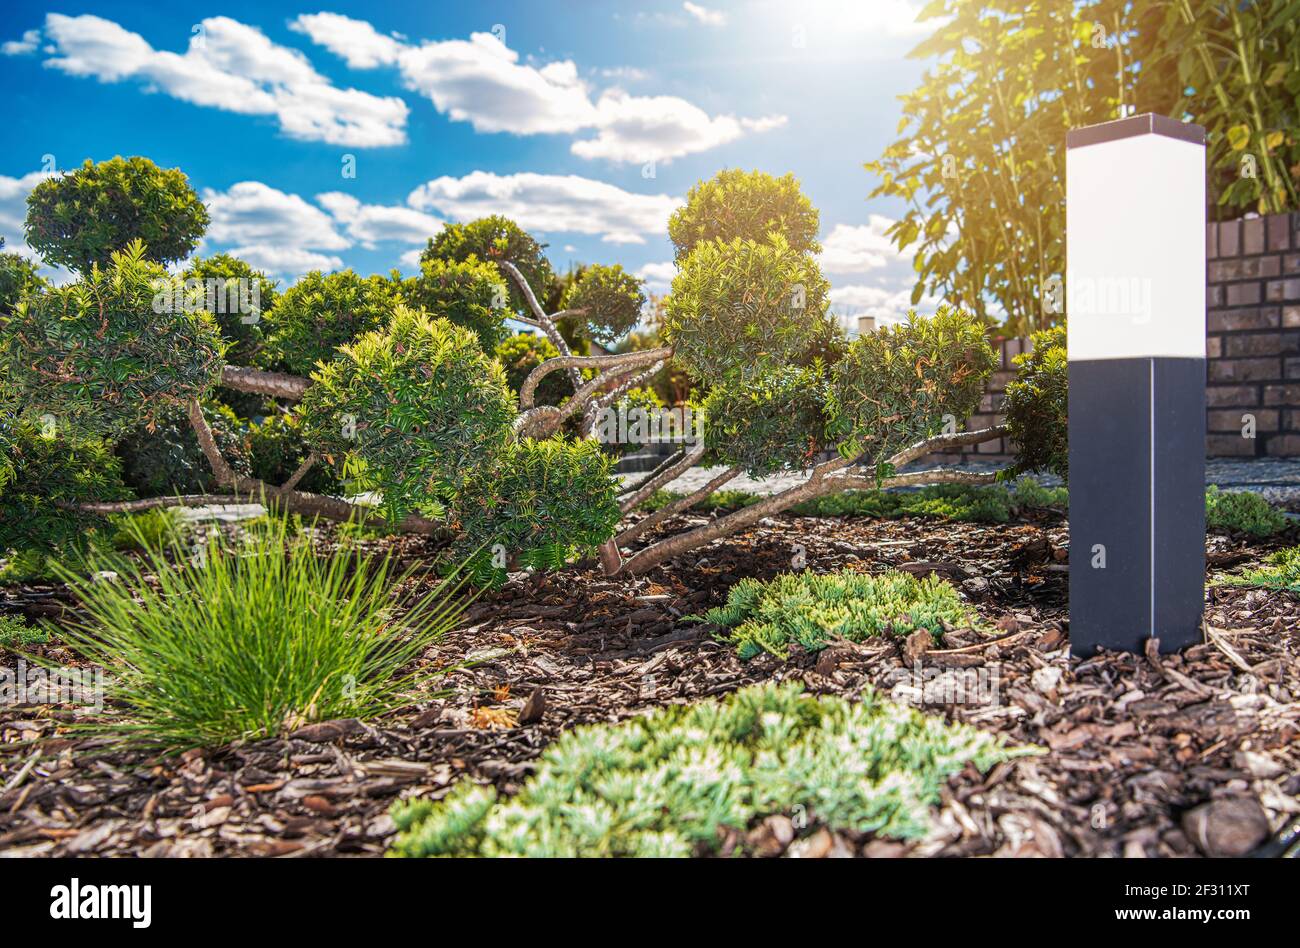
619,441,706,514
518,347,672,409
220,365,310,401
614,466,739,547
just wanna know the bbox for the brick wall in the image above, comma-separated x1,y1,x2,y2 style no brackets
934,209,1300,463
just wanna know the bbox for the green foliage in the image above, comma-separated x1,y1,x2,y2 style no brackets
0,249,47,315
262,269,404,376
0,419,127,555
492,332,571,406
115,401,250,498
107,508,185,553
399,256,509,353
790,477,1067,523
0,614,49,648
1224,545,1300,592
668,169,821,261
703,364,828,476
1002,326,1068,480
663,234,831,384
638,487,761,515
561,263,645,345
702,568,980,660
46,516,466,752
826,306,995,468
246,411,342,495
180,253,278,367
299,308,516,521
452,437,620,585
422,216,554,318
389,681,1023,857
1205,486,1292,538
24,156,209,273
0,241,225,435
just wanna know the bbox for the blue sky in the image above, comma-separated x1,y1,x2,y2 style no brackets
0,1,938,323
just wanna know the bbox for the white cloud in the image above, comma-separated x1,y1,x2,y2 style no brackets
407,172,679,245
291,13,783,162
818,217,904,274
34,14,407,147
0,169,77,283
683,3,727,27
229,246,345,280
203,181,350,251
316,192,443,249
2,28,41,56
635,261,677,293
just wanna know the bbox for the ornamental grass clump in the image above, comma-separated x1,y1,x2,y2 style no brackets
47,516,466,752
388,681,1027,857
702,569,979,659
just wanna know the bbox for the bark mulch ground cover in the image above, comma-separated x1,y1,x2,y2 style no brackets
0,508,1296,858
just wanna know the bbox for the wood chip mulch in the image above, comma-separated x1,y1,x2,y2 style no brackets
0,510,1296,858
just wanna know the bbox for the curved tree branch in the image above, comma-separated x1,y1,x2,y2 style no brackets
614,465,739,548
220,365,310,401
518,347,672,410
619,441,706,514
498,260,585,394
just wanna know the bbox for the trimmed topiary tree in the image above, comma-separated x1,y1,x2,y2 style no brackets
422,215,554,320
262,269,405,376
399,255,510,353
25,156,209,273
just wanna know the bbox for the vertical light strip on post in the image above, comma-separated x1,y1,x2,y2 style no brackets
1066,113,1206,657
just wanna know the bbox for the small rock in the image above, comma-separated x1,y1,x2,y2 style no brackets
746,815,795,857
1181,798,1270,856
518,687,546,725
1031,666,1063,694
902,629,932,665
1233,750,1284,779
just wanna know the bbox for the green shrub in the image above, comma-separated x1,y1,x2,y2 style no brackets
703,364,828,476
668,169,821,261
493,332,571,406
1224,545,1300,592
637,488,761,514
452,437,621,585
1205,486,1291,538
701,569,979,659
388,681,1024,857
0,420,128,555
107,508,185,553
246,411,342,495
399,256,509,353
24,156,209,273
421,216,554,319
791,478,1066,522
826,306,996,470
560,263,645,345
0,248,47,315
1002,326,1068,479
115,401,250,497
47,516,467,751
262,269,404,375
664,235,831,384
300,308,516,521
180,253,278,367
0,241,224,435
0,614,49,648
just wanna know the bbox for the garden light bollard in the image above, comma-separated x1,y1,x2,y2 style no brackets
1065,113,1206,657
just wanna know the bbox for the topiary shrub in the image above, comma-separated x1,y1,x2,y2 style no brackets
299,308,516,521
702,364,827,476
389,681,1025,857
561,263,645,345
0,419,129,555
452,436,621,584
1002,325,1067,479
668,168,821,261
0,244,47,316
663,234,831,384
1205,486,1291,538
262,269,404,376
399,255,509,353
701,568,980,659
246,411,342,496
826,307,997,470
115,401,251,497
0,241,224,435
179,253,279,367
24,156,209,273
493,332,572,407
422,215,554,318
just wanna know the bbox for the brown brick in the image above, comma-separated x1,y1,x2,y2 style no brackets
1207,222,1219,258
1286,409,1300,429
1265,434,1300,456
1209,259,1240,281
1224,333,1284,357
990,370,1015,389
1206,384,1259,407
1288,357,1300,379
1206,434,1257,457
1265,278,1300,302
1243,218,1266,255
1285,252,1300,274
1239,255,1282,279
1285,305,1300,328
1209,358,1281,382
1208,308,1279,331
1227,282,1262,306
1219,220,1240,256
1267,213,1292,251
1209,285,1225,307
1206,336,1222,358
975,438,1003,455
1208,409,1278,432
1263,384,1300,405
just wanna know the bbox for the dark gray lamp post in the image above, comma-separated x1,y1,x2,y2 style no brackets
1066,113,1207,657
